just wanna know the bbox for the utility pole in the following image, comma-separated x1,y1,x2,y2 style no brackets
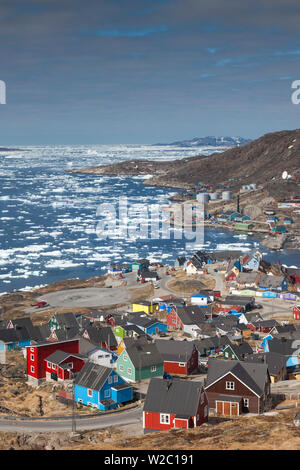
68,369,76,433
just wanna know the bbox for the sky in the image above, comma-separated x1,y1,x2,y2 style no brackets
0,0,300,145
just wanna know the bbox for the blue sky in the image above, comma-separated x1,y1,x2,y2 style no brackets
0,0,300,144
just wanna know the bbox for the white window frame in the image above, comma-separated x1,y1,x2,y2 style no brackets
119,365,124,372
87,389,93,397
179,362,185,367
108,375,113,384
30,354,34,361
226,381,235,390
114,374,118,383
243,398,249,408
128,368,132,375
47,361,51,368
160,413,170,424
52,364,57,370
30,365,35,374
30,347,34,353
104,389,110,398
151,365,156,372
123,354,128,361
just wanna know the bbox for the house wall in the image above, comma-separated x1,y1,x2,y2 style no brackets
27,339,79,385
205,372,261,414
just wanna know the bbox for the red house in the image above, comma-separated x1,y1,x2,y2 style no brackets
44,350,86,382
155,339,198,375
293,306,300,320
143,377,208,433
166,308,183,330
26,339,79,386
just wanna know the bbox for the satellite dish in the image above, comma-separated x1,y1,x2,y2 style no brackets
282,171,288,180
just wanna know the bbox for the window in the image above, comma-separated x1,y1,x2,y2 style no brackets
30,366,35,374
225,352,228,358
108,376,112,384
128,368,132,375
151,365,156,372
179,363,185,367
114,374,118,383
87,389,93,397
77,399,83,404
119,365,124,372
243,398,249,408
226,381,235,390
123,354,128,361
104,389,110,398
30,354,34,361
47,361,51,368
160,413,170,424
52,364,57,370
30,347,34,352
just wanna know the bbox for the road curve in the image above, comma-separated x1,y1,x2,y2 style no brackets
0,405,143,433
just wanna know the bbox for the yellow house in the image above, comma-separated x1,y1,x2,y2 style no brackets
132,301,158,315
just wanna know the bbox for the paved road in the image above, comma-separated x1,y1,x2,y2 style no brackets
0,405,143,433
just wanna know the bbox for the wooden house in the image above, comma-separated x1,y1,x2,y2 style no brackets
205,358,271,415
74,362,133,411
143,377,208,433
132,301,159,315
116,337,163,382
26,338,80,387
155,339,198,376
44,350,86,382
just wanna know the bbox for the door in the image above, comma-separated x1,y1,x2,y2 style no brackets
216,401,223,414
231,403,238,416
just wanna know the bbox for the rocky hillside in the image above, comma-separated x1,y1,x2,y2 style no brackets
68,129,300,196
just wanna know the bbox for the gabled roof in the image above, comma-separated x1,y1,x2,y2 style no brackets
175,305,211,326
0,328,20,344
226,342,253,360
257,274,287,289
124,337,163,368
267,337,298,356
155,339,196,362
45,350,85,365
82,326,117,348
143,377,204,416
247,353,286,376
74,362,112,391
51,312,80,329
205,358,269,397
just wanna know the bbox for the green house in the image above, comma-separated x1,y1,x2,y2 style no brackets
234,222,254,231
116,337,163,382
223,344,239,361
114,325,127,340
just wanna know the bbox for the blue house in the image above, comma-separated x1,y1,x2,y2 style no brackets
126,313,168,336
74,362,133,411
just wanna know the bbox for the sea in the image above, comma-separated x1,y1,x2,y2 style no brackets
0,144,299,295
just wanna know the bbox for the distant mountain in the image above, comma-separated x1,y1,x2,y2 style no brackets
154,136,251,147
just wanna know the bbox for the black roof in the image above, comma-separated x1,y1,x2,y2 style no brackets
155,339,196,362
175,305,211,326
247,353,286,376
82,326,117,348
205,358,269,397
74,362,112,391
124,337,163,368
143,377,204,416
